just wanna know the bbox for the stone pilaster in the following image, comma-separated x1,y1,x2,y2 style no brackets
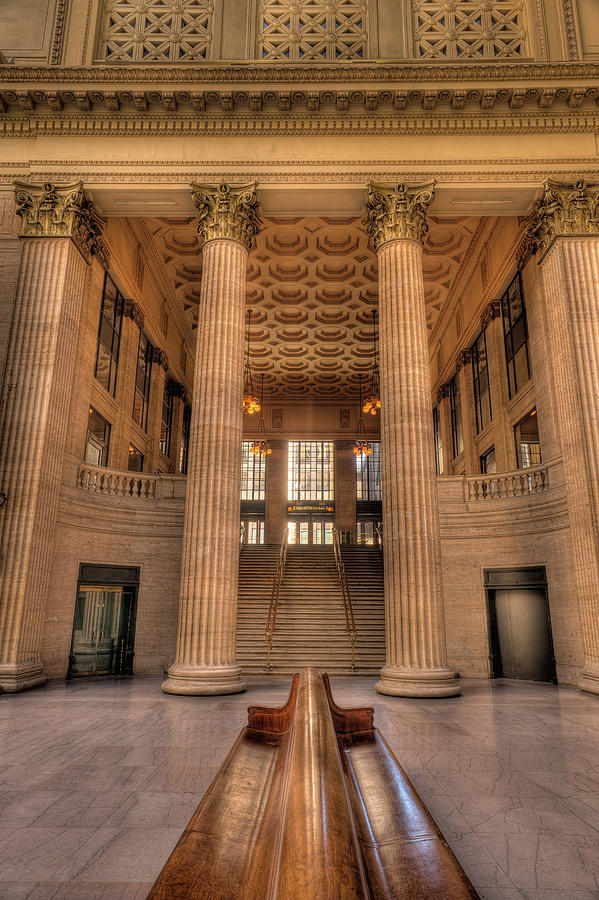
435,384,451,475
527,180,599,694
265,439,288,544
334,440,357,534
162,182,261,695
0,182,104,691
167,380,187,474
364,182,459,697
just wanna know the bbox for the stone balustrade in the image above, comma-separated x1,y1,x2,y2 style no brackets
78,463,169,500
463,464,549,502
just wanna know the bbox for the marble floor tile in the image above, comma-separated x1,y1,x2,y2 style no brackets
0,675,598,898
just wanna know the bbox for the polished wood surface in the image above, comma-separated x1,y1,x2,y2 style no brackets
147,669,480,899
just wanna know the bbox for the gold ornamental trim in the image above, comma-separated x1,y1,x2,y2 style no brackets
527,179,599,261
364,182,435,250
13,180,106,264
190,182,262,251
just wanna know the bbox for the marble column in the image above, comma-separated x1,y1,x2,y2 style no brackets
162,183,261,695
265,440,288,544
364,183,459,697
334,440,357,534
528,180,599,695
0,182,106,691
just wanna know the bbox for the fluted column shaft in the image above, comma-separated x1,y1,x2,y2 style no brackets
0,237,88,691
540,237,599,694
376,239,458,696
162,239,247,695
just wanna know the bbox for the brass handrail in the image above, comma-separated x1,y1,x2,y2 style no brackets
265,527,288,671
332,528,357,671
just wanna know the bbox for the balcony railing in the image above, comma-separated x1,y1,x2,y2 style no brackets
464,464,549,502
78,464,159,499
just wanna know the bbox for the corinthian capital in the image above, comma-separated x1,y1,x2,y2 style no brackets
13,181,106,263
364,182,435,251
190,182,262,251
526,179,599,261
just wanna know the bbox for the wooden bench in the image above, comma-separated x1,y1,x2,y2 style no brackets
148,669,479,899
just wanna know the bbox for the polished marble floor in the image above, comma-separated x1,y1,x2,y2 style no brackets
0,675,598,899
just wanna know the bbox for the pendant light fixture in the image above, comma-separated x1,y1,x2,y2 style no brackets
250,374,272,456
362,309,381,416
243,308,260,415
353,373,373,457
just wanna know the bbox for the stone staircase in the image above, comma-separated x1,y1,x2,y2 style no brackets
236,543,385,675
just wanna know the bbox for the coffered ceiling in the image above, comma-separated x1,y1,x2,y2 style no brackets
146,212,481,399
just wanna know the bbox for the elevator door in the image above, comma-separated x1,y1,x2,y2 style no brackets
488,587,556,682
69,585,136,676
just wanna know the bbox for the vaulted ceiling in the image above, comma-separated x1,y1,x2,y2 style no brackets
147,212,481,399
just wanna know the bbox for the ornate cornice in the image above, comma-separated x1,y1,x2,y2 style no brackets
456,348,473,371
167,379,187,402
123,299,145,328
526,179,599,261
190,182,261,250
152,347,169,371
480,299,502,330
364,182,435,250
13,180,106,263
436,383,451,404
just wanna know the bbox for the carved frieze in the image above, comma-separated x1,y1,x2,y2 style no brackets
364,182,435,250
13,181,106,263
526,179,599,261
456,348,472,371
436,383,451,405
167,379,187,402
190,183,262,251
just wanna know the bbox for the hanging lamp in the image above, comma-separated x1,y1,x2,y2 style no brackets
353,373,373,457
363,309,381,416
243,309,260,415
250,374,272,457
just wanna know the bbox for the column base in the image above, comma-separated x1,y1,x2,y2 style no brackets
161,663,246,696
579,665,599,696
376,664,460,698
0,660,46,693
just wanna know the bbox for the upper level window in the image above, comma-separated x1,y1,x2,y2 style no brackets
85,407,111,467
515,409,541,469
356,441,381,501
472,330,492,434
99,0,214,62
432,405,443,475
449,374,463,459
133,332,152,431
159,387,173,457
414,1,526,60
480,446,496,475
95,273,123,397
502,271,531,399
241,441,266,500
259,1,368,61
179,404,191,475
288,441,334,501
128,443,144,473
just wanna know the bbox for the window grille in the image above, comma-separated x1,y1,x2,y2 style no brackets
241,441,266,500
133,333,152,432
259,0,368,61
356,441,382,501
472,330,492,434
95,273,123,397
288,442,334,501
502,271,531,399
99,0,214,62
414,1,526,59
